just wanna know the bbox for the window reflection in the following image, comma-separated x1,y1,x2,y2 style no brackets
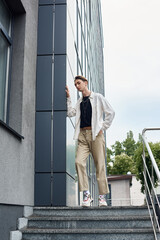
0,0,11,35
66,117,76,177
67,0,104,205
0,33,9,120
0,0,11,122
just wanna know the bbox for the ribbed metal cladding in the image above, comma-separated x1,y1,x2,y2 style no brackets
35,1,55,206
35,0,68,206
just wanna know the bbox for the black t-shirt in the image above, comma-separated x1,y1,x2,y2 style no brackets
80,96,92,128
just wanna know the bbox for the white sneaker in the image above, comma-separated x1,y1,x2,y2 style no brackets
82,192,93,207
98,195,107,207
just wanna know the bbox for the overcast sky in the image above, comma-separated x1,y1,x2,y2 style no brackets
101,0,160,148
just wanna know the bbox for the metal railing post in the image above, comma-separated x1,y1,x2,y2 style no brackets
152,163,156,228
142,128,160,240
143,139,147,203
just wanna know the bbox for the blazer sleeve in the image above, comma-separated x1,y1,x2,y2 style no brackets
67,97,76,117
100,95,115,131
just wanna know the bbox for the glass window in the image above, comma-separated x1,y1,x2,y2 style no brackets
77,0,81,17
0,32,9,121
81,0,84,34
0,0,11,35
88,0,91,23
0,0,11,122
78,14,82,64
81,34,83,73
86,57,88,79
83,37,86,76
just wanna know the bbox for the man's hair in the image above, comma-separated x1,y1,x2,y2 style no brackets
74,75,88,82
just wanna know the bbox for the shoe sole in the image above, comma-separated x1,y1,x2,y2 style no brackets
99,204,107,207
82,198,93,207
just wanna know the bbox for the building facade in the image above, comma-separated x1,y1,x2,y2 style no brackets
0,0,38,239
0,0,105,239
108,175,145,206
35,0,105,206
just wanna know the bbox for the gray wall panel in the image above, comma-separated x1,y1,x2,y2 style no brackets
37,5,54,55
36,56,52,111
0,0,38,206
35,173,51,206
54,55,66,110
53,111,66,172
54,4,66,54
35,112,51,172
0,205,23,240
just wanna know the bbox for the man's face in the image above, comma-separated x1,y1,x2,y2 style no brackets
74,79,87,92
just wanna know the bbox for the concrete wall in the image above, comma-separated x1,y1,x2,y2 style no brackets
0,204,23,240
0,0,38,206
108,176,145,206
130,176,145,206
109,180,131,206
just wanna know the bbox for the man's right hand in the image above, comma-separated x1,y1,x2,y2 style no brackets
65,85,70,98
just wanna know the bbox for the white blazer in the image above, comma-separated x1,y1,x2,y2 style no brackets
67,91,115,141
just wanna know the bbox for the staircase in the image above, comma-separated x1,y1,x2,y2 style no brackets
20,206,159,240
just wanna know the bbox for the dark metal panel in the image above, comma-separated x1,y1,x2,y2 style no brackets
53,111,66,172
36,56,52,111
53,55,66,111
37,5,54,55
55,0,66,3
54,4,66,54
35,112,51,172
35,173,51,206
39,0,55,5
52,173,66,206
107,184,112,206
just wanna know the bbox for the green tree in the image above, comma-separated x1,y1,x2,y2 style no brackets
111,141,124,156
123,131,136,157
107,147,113,160
135,134,143,149
111,153,136,175
134,142,160,193
106,147,114,174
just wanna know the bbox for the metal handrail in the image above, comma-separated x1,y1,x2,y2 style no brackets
142,128,160,240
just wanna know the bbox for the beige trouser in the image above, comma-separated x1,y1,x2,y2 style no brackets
75,129,109,195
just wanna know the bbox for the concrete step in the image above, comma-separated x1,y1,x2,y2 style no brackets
27,215,152,229
21,228,160,240
20,206,157,240
33,206,151,217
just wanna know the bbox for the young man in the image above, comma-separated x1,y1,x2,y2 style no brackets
65,75,115,207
